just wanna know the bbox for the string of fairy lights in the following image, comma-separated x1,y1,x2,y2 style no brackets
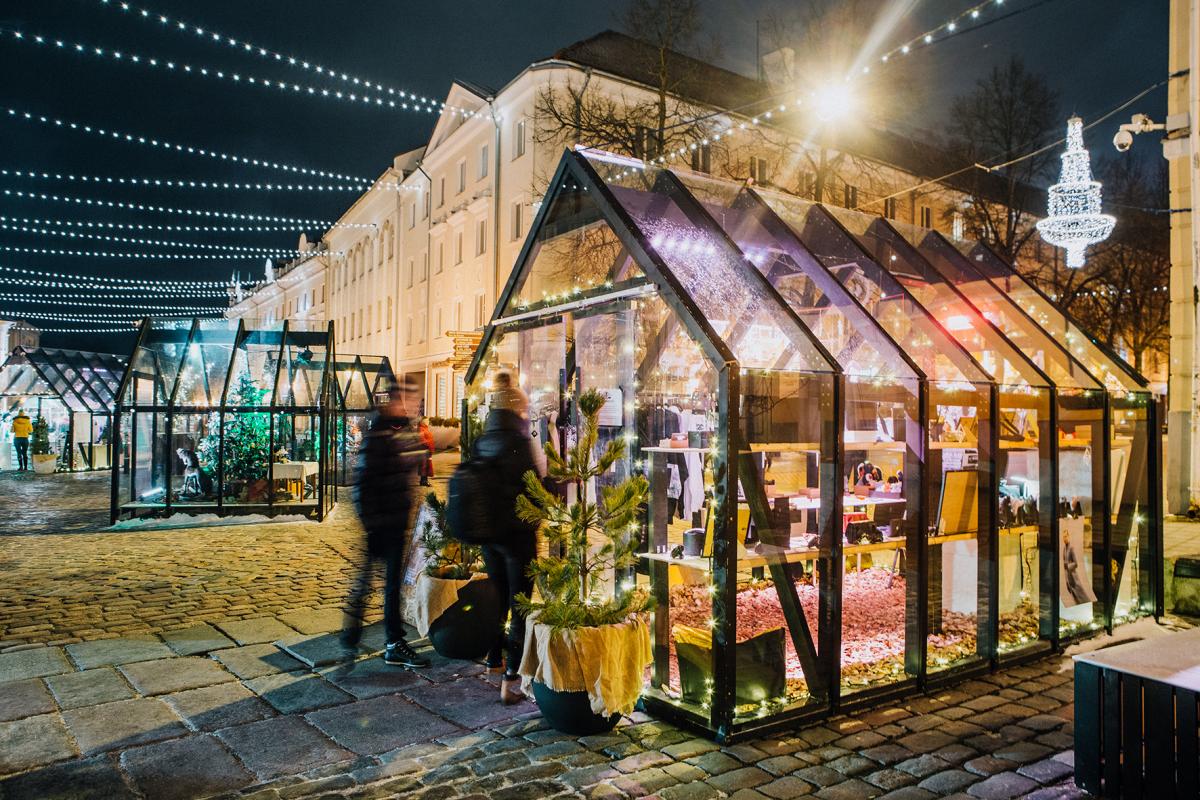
0,168,364,193
91,0,480,119
0,264,252,287
0,243,303,262
0,214,329,234
0,220,315,256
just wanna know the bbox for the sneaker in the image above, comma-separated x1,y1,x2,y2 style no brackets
383,640,430,668
500,676,526,705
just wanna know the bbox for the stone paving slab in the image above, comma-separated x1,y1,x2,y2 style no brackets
66,636,176,670
214,617,299,646
306,693,462,755
0,713,77,774
276,631,352,668
61,697,187,756
161,683,276,732
277,607,346,635
0,646,71,681
118,656,236,696
317,655,426,699
119,734,255,800
215,715,355,781
211,643,306,679
404,673,535,729
243,670,353,714
160,623,236,656
44,667,136,710
0,677,56,721
0,754,138,800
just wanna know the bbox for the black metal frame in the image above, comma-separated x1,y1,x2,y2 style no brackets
110,318,338,523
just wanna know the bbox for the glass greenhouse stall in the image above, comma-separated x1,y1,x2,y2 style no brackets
0,347,124,472
334,354,396,485
111,318,338,522
463,149,1163,741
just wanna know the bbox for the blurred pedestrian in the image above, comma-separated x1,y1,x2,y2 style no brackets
10,409,31,471
340,376,430,668
417,418,435,487
473,371,540,704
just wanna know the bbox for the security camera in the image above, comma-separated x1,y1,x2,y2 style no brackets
1113,129,1134,152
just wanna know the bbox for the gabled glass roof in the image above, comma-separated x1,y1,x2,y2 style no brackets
755,189,991,388
0,346,124,414
953,242,1145,393
119,318,337,410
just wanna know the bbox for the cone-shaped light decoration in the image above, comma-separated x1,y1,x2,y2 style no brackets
1036,117,1115,268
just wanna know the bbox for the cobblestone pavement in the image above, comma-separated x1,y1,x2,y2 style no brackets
0,470,112,536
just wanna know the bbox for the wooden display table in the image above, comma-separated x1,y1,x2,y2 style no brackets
1073,626,1199,797
272,460,319,498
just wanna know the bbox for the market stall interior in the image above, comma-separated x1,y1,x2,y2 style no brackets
464,148,1162,741
110,318,338,522
0,346,124,472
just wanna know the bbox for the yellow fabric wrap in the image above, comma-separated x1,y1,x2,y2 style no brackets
412,572,489,637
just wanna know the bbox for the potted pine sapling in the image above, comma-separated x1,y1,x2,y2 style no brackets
416,493,500,659
30,416,58,475
515,389,652,734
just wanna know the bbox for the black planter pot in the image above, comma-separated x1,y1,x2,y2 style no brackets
531,681,620,735
427,577,501,660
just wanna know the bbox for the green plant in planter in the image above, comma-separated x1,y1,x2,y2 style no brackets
30,416,51,456
516,388,650,629
419,493,482,579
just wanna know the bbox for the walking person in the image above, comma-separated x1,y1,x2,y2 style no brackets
417,418,435,487
10,409,31,471
473,372,541,704
340,377,430,668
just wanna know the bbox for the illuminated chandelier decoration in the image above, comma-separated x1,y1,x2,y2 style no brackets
1036,116,1115,268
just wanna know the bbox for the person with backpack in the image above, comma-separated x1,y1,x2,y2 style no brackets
340,377,430,669
463,371,540,704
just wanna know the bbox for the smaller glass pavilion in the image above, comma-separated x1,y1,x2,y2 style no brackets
334,354,395,485
111,318,339,522
0,347,124,472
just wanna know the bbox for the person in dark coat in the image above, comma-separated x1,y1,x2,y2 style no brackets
474,371,540,704
340,377,430,668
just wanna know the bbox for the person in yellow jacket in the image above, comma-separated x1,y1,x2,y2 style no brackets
10,409,31,471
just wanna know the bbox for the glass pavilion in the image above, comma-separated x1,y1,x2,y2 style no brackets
111,318,340,522
0,347,124,472
334,354,395,484
463,149,1162,741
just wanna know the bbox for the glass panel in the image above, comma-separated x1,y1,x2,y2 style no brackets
341,358,371,412
172,412,214,503
125,320,191,406
174,321,238,407
226,325,284,408
272,412,321,505
1110,393,1154,624
502,175,645,316
275,331,329,408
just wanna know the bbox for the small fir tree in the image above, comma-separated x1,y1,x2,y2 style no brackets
516,388,651,629
30,416,51,456
198,370,271,484
419,493,482,579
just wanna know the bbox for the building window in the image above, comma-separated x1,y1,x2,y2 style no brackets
423,190,430,219
513,119,526,159
479,144,489,179
421,251,428,281
952,211,965,240
407,316,413,345
435,307,442,338
387,224,395,259
457,160,466,194
378,301,384,332
438,177,445,208
436,374,448,417
475,292,487,327
407,258,414,288
749,156,770,185
475,218,487,256
883,197,898,220
455,231,464,265
919,205,932,228
690,143,711,174
387,297,392,329
635,126,660,160
408,202,416,229
843,184,858,209
436,242,444,273
511,201,524,241
367,305,373,334
417,309,425,342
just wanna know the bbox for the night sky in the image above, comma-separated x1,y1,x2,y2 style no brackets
0,0,1169,351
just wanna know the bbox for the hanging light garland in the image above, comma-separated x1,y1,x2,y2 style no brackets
0,187,358,228
0,27,458,117
0,308,221,322
1035,117,1115,268
876,0,1011,67
92,0,480,119
0,243,298,262
0,276,234,295
3,106,371,185
0,220,316,256
0,214,315,235
0,264,252,288
11,323,137,334
0,293,219,311
0,168,363,193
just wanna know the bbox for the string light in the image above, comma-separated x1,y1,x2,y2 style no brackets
92,0,480,119
0,293,218,312
11,324,135,334
0,168,363,193
0,220,314,256
0,308,219,322
0,213,324,235
0,276,233,296
0,27,466,117
0,243,290,262
0,264,250,288
2,105,370,185
879,0,1009,63
1036,117,1114,268
0,187,362,228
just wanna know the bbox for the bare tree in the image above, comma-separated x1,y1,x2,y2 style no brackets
948,58,1059,262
